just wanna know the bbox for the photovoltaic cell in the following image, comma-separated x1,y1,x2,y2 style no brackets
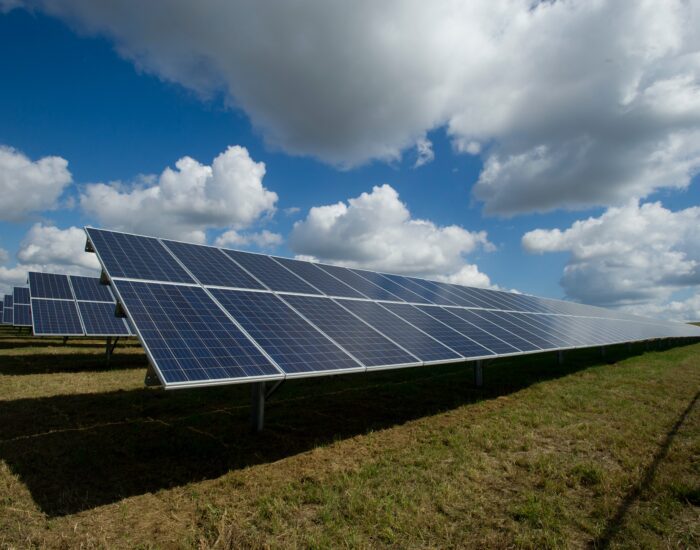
282,294,419,368
350,269,432,304
211,289,362,375
270,256,365,298
86,228,194,284
3,295,14,325
470,310,563,349
381,303,494,359
222,249,321,295
70,275,115,302
112,280,282,385
13,304,32,326
314,263,402,301
31,299,83,335
381,274,460,306
78,301,131,336
449,309,540,352
417,306,520,355
13,287,30,304
163,240,265,290
336,299,462,363
28,272,73,300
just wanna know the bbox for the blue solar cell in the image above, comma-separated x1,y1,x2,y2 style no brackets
337,299,461,363
417,306,520,355
13,287,30,304
78,301,131,336
28,272,74,300
471,310,564,349
13,304,32,326
4,294,12,308
314,264,402,301
282,295,419,368
3,294,14,325
163,240,265,290
509,313,586,347
70,276,115,302
86,228,194,284
449,309,541,352
270,256,365,298
222,249,321,295
113,280,282,385
211,289,362,375
443,285,494,308
381,303,494,359
350,270,432,304
382,275,462,306
31,299,84,335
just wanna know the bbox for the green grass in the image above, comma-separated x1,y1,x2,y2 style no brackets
0,324,699,548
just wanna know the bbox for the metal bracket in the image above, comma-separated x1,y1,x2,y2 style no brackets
85,238,95,253
265,379,285,400
144,364,162,387
114,301,127,318
99,269,110,285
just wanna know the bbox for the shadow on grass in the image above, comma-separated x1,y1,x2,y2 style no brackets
0,343,676,517
0,339,142,351
0,351,149,375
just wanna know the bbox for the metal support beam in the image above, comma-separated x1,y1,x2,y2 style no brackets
600,346,606,359
557,350,564,365
105,337,112,361
251,382,266,433
62,336,68,346
627,342,632,352
473,360,483,388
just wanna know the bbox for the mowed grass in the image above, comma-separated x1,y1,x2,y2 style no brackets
0,325,699,548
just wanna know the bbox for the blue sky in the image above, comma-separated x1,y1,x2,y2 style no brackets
1,2,700,319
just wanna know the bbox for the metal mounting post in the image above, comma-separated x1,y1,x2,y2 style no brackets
251,382,266,432
105,337,119,361
473,360,483,388
600,346,606,359
557,350,564,365
62,336,68,346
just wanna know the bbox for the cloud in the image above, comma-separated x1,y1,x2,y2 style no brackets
413,137,434,168
80,145,277,243
214,229,283,249
522,200,700,313
0,224,100,295
7,1,700,213
290,184,494,286
0,146,72,221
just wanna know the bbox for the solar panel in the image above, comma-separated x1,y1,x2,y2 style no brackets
449,308,541,352
27,272,73,299
3,295,14,325
282,294,420,368
270,256,366,298
381,303,494,359
336,299,463,363
77,301,131,336
13,287,30,304
222,249,321,295
350,269,432,304
69,275,115,302
163,240,265,290
112,280,283,386
470,310,563,349
13,304,32,327
211,289,364,376
381,274,461,306
31,299,84,335
86,228,194,283
314,263,402,301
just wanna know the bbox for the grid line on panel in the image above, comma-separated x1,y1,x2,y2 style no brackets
28,272,74,300
382,275,461,307
314,263,403,302
350,270,432,304
112,280,282,385
13,304,32,326
417,306,521,355
281,294,419,368
3,295,14,325
221,249,321,295
78,301,131,336
69,275,116,302
381,303,494,359
211,289,362,375
13,287,30,305
336,299,462,363
31,298,84,335
449,308,541,352
162,240,265,290
86,228,195,283
470,310,563,350
270,256,366,299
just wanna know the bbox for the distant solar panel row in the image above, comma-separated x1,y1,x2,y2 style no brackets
85,228,700,390
28,271,132,337
12,286,32,327
3,294,13,325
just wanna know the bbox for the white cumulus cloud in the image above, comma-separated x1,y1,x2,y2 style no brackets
290,184,494,286
0,146,72,221
80,145,277,242
215,229,283,249
522,200,700,318
413,137,435,168
0,224,100,295
6,1,700,213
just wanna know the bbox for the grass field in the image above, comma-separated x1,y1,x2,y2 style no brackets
1,324,699,548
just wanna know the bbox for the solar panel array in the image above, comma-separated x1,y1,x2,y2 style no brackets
85,228,700,390
28,272,132,337
12,286,32,327
3,294,13,325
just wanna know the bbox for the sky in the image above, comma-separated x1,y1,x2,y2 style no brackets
1,1,700,320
